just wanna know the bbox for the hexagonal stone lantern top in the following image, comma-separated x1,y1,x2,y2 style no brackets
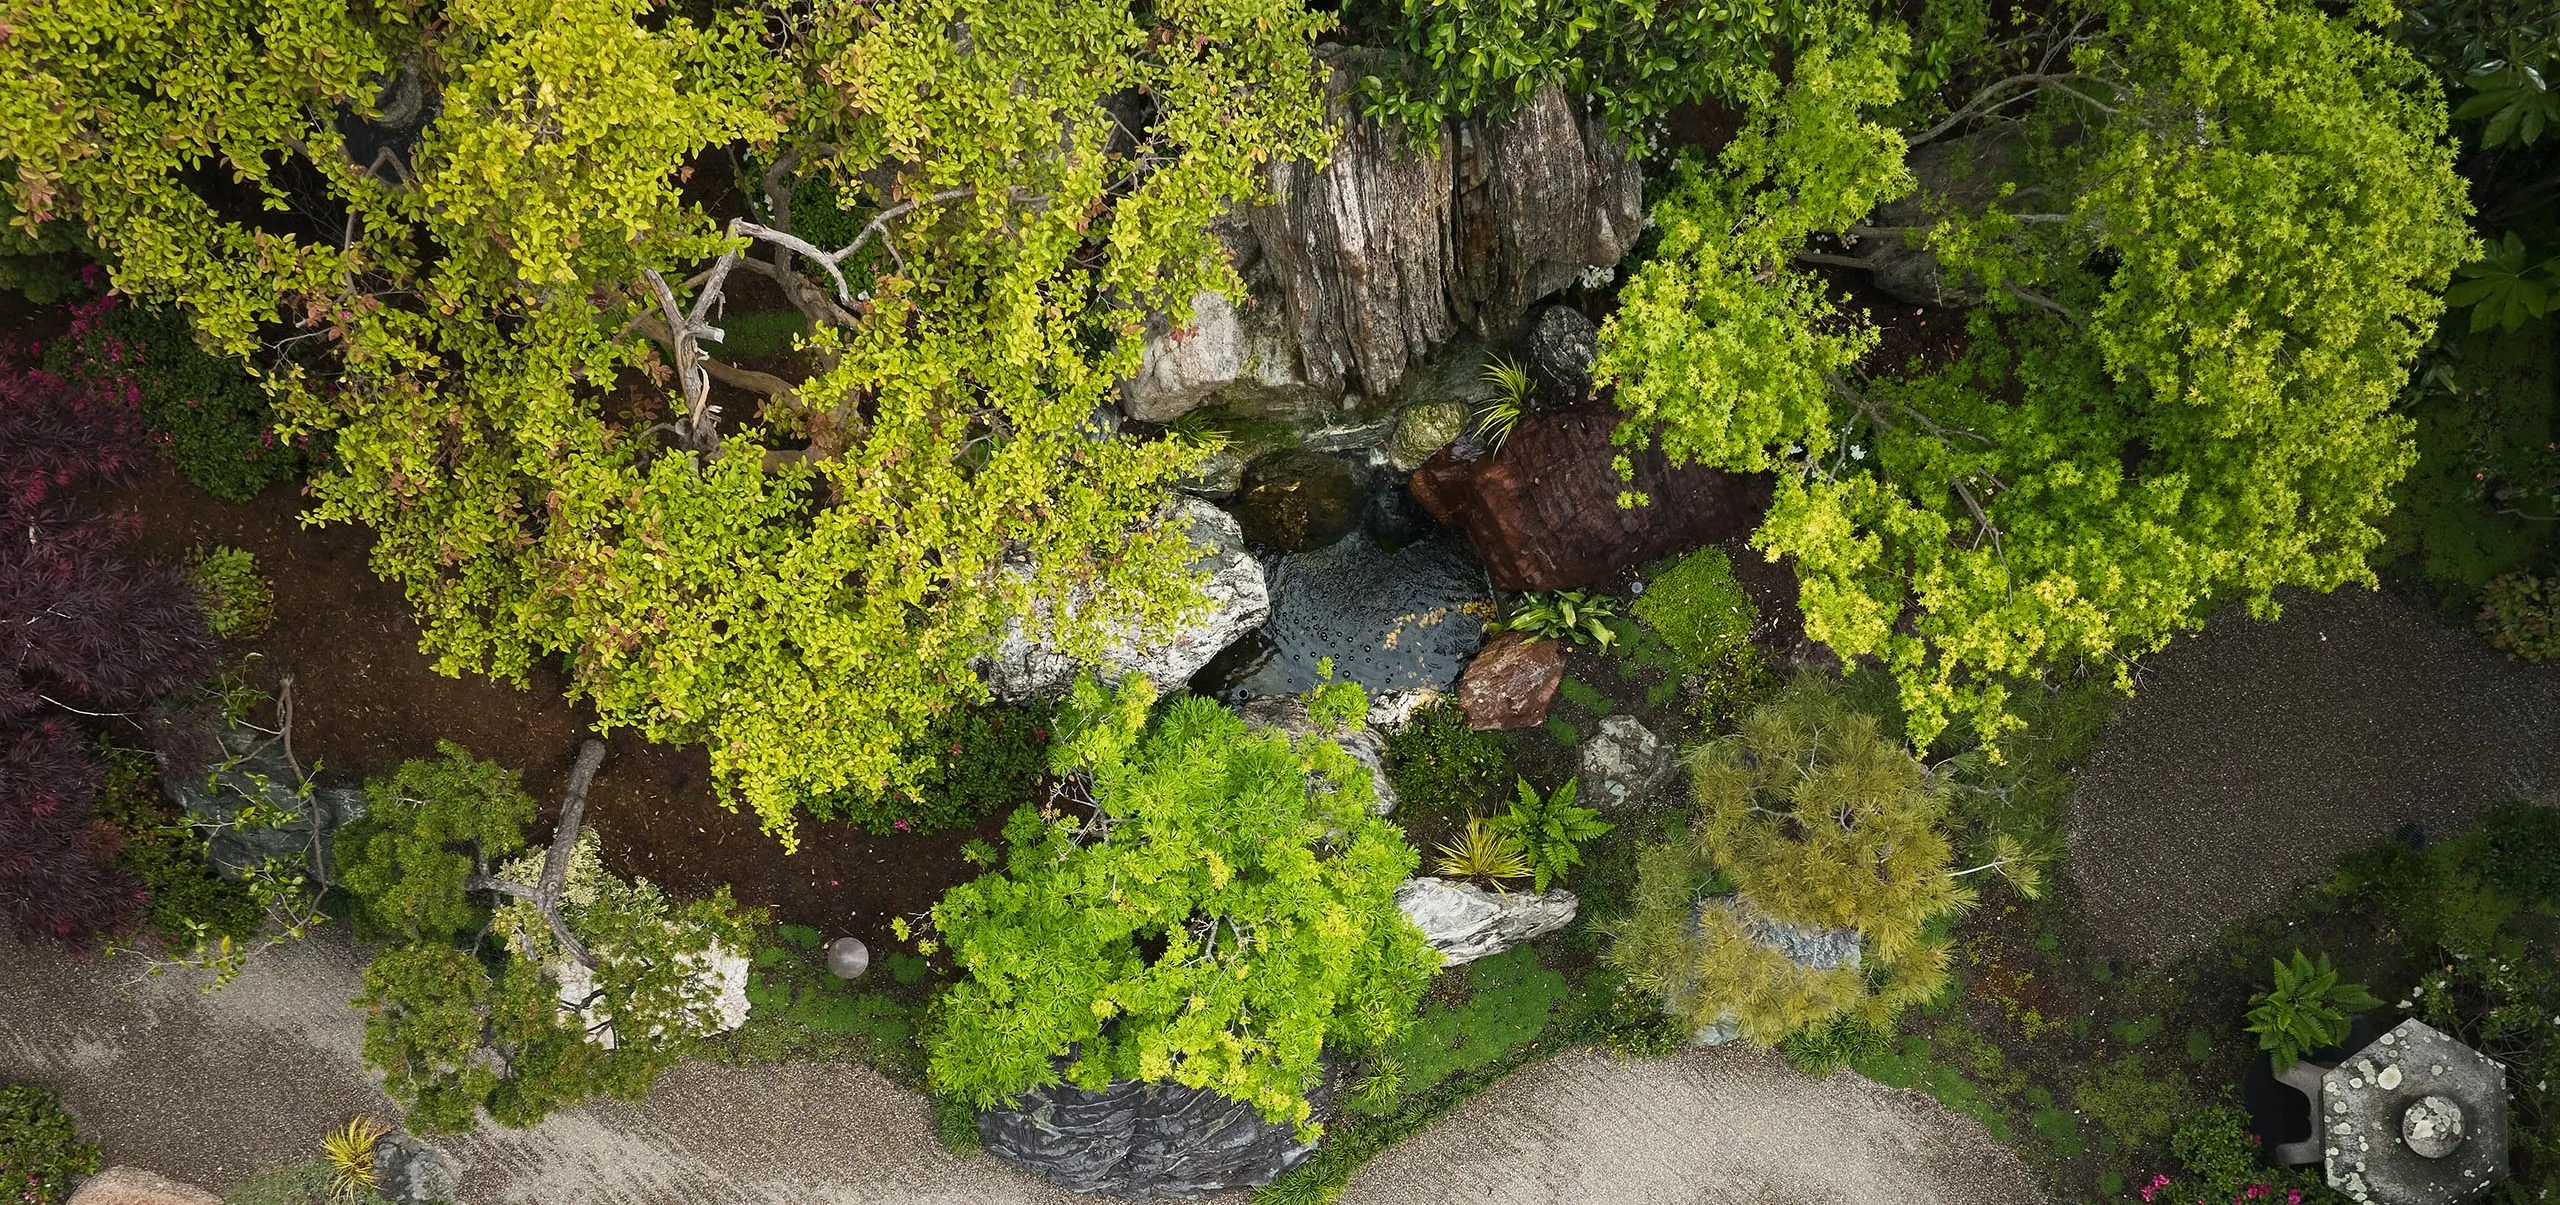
2320,1019,2509,1205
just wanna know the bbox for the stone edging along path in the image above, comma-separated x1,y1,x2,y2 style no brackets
4,928,2036,1205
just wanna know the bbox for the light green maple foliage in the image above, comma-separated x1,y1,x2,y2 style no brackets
1599,0,2473,748
923,676,1435,1139
1,0,1333,845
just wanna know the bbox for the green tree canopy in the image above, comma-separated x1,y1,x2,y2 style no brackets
0,0,1332,846
1596,0,2475,748
921,676,1435,1138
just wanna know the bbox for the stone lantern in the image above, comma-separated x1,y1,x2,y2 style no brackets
2291,1019,2510,1205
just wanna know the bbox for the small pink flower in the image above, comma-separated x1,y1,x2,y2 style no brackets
893,819,911,832
2286,1193,2302,1205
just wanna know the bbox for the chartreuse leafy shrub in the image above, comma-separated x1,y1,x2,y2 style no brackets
811,703,1050,834
1631,547,1753,674
919,675,1434,1139
340,744,753,1132
1607,676,1972,1046
1599,0,2474,752
0,1084,98,1205
1,0,1332,849
1346,0,1862,139
2244,951,2379,1073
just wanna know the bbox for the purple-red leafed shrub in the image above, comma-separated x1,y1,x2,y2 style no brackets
0,300,214,947
0,718,143,946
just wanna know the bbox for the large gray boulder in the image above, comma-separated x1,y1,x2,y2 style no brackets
983,498,1270,700
370,1134,461,1205
1235,693,1395,815
1845,130,2024,308
979,1072,1331,1199
1246,48,1642,401
1395,876,1577,966
1579,716,1678,813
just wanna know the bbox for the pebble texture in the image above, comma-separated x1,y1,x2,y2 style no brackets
66,1168,222,1205
2067,587,2560,963
1337,1045,2040,1205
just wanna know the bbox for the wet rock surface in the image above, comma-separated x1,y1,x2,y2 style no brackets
1455,631,1566,731
1522,305,1598,407
1234,450,1371,554
1410,409,1769,591
1197,530,1490,704
1395,877,1578,966
978,1072,1332,1199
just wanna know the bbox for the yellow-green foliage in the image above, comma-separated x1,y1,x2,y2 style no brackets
188,545,274,641
1606,676,1963,1045
1598,0,2475,751
924,676,1435,1140
0,0,1333,848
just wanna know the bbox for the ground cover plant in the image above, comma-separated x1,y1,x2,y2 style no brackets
0,1084,99,1205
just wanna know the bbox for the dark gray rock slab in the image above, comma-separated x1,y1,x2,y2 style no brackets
979,1071,1332,1200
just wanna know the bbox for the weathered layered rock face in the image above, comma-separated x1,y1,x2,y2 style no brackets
979,1070,1333,1199
1410,410,1770,592
1127,48,1640,423
1249,48,1642,401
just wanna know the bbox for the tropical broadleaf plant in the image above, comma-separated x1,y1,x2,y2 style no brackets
2445,232,2560,333
2245,950,2382,1072
1492,590,1619,650
1490,776,1611,893
2454,60,2560,147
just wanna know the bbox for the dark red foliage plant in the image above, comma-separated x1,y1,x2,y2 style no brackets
0,297,217,948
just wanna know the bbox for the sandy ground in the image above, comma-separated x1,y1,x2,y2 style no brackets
2067,587,2560,964
3,927,2038,1205
1337,1045,2038,1205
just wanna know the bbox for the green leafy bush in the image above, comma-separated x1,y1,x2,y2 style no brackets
1384,703,1512,818
187,545,274,641
1347,0,1855,139
0,1085,98,1205
921,676,1434,1138
344,745,755,1132
812,704,1049,834
1632,547,1754,673
1490,777,1611,894
2245,951,2380,1072
1777,1013,1891,1076
2480,571,2560,661
90,743,262,956
1607,676,1967,1046
2472,803,2560,905
52,301,303,502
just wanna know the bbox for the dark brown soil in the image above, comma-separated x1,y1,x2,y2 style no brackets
105,467,995,941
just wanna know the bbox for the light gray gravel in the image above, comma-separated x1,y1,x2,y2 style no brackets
2067,587,2560,964
1338,1045,2039,1205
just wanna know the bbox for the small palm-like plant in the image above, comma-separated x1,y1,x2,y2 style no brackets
321,1115,391,1204
1490,590,1618,650
1490,777,1612,893
2245,950,2380,1072
1432,816,1531,887
1473,355,1531,450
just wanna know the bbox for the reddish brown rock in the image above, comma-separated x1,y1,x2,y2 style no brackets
1410,409,1769,591
1457,632,1567,731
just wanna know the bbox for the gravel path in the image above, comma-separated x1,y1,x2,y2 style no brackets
1338,1045,2039,1205
2067,587,2560,964
2,928,2039,1204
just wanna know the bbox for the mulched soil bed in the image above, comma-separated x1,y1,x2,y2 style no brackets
104,467,992,941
